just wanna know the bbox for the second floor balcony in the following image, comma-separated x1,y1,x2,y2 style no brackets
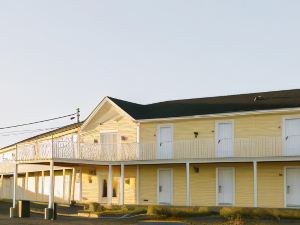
14,135,300,162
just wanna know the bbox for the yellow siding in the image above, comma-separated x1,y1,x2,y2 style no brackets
139,164,186,206
81,116,137,144
80,165,137,204
81,166,99,202
139,163,253,207
190,163,216,206
189,163,253,207
257,162,300,208
140,112,300,142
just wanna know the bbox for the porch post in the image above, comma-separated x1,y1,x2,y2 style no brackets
45,160,54,220
120,164,124,205
186,162,190,206
136,123,140,160
136,165,139,205
41,170,45,201
70,168,76,202
107,164,113,205
62,169,66,201
10,162,18,218
253,161,257,207
0,174,3,198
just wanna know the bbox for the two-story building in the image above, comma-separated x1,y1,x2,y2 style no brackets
2,89,300,218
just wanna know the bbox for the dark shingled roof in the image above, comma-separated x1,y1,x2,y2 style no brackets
108,89,300,120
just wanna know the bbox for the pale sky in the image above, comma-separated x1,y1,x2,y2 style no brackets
0,0,300,147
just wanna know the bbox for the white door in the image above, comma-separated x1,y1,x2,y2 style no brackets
217,168,234,205
285,119,300,156
286,168,300,207
74,170,81,201
216,122,234,157
54,175,64,200
158,169,172,205
64,174,71,202
157,126,173,159
44,176,50,196
17,177,25,200
100,132,119,160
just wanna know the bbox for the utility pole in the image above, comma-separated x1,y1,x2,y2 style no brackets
76,108,80,123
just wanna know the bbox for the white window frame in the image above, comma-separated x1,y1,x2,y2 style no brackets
282,116,300,156
157,168,173,205
156,124,174,159
215,120,235,157
216,167,235,206
284,166,300,208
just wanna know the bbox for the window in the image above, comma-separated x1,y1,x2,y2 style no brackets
100,132,118,145
102,179,107,197
100,132,119,153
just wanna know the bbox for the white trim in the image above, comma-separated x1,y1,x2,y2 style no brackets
48,155,300,167
156,124,174,159
119,164,124,205
107,164,113,205
157,168,173,205
81,97,136,132
136,165,140,205
253,161,257,207
284,166,300,208
137,108,300,123
186,162,190,206
99,130,118,134
48,161,54,209
216,167,235,206
282,116,300,156
12,163,17,208
215,120,234,157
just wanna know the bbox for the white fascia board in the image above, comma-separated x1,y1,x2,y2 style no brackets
80,97,136,132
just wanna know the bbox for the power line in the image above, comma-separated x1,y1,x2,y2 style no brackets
0,127,61,136
0,113,76,130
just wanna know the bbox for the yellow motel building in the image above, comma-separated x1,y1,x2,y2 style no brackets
2,89,300,215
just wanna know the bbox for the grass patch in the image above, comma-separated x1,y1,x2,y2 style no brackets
220,207,300,220
146,206,216,218
79,204,147,216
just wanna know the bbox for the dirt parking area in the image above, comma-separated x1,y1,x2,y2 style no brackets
1,201,300,225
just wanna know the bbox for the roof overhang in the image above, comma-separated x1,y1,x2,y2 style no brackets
80,97,136,132
136,107,300,123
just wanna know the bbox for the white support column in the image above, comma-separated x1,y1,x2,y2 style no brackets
10,163,18,218
136,123,140,159
62,169,66,202
48,161,54,209
12,163,18,208
119,164,124,205
107,165,113,205
0,174,3,198
253,161,257,207
70,168,76,202
41,170,45,201
136,165,140,205
186,162,190,206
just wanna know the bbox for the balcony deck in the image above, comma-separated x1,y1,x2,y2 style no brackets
11,136,300,163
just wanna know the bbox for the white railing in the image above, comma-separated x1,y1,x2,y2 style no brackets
15,136,300,162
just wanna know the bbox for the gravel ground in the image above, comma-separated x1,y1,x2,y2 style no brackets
1,201,300,225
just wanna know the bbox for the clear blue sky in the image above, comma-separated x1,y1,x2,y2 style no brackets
0,0,300,147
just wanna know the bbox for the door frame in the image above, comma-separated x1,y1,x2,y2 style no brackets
284,166,300,208
282,117,300,156
216,167,235,206
215,120,234,157
156,124,174,159
157,168,173,205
